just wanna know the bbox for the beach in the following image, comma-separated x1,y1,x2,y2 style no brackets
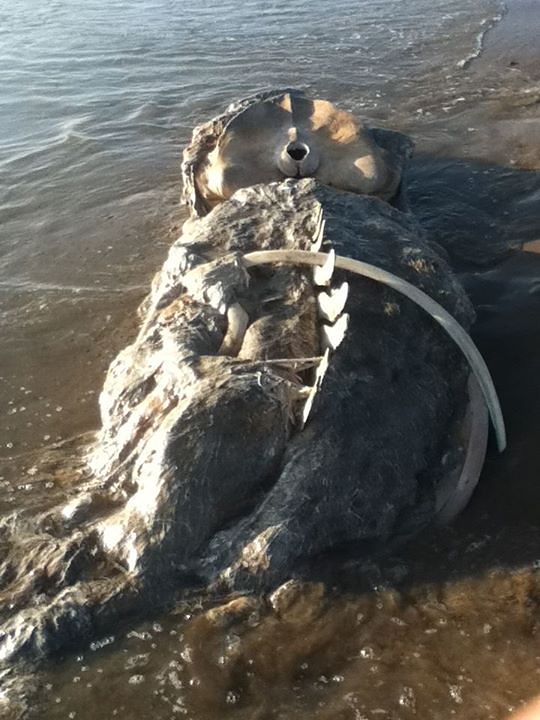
1,0,540,716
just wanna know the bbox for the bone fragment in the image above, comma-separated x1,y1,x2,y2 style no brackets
315,348,330,384
189,93,403,207
293,385,314,400
313,248,335,286
218,303,250,356
321,313,350,352
317,282,349,323
434,374,488,523
240,356,324,371
300,349,331,427
310,219,326,252
310,205,326,252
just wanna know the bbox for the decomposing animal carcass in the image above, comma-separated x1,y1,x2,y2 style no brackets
0,90,504,667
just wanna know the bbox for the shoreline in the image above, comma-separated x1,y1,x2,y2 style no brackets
475,0,540,78
457,0,508,70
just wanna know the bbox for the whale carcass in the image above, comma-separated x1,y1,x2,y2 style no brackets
0,91,502,665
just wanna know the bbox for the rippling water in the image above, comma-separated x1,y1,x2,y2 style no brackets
0,0,529,458
1,0,540,717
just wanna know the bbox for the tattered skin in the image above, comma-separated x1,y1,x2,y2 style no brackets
196,92,401,209
0,92,501,679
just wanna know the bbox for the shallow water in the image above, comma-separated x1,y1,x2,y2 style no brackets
1,0,540,717
0,0,535,457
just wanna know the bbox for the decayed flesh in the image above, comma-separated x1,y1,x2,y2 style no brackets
0,178,484,668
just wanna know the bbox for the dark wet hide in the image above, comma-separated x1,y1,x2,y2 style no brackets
0,170,480,673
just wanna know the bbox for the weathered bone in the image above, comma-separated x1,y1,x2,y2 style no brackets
434,374,489,523
243,248,506,452
182,255,250,315
218,303,250,356
313,248,335,286
299,349,331,428
317,282,349,323
292,385,314,400
238,357,324,372
321,313,350,352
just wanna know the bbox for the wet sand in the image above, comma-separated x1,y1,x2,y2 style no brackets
479,0,540,77
468,0,540,172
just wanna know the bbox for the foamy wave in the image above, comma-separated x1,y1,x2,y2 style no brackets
457,1,508,69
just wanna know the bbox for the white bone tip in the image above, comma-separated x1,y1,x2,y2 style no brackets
218,302,249,356
317,282,349,323
315,348,331,384
313,249,335,286
310,217,326,252
300,350,331,428
321,313,349,352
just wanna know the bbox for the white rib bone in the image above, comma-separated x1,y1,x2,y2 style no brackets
313,248,335,286
242,248,507,452
317,282,349,323
435,374,488,523
321,313,349,352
